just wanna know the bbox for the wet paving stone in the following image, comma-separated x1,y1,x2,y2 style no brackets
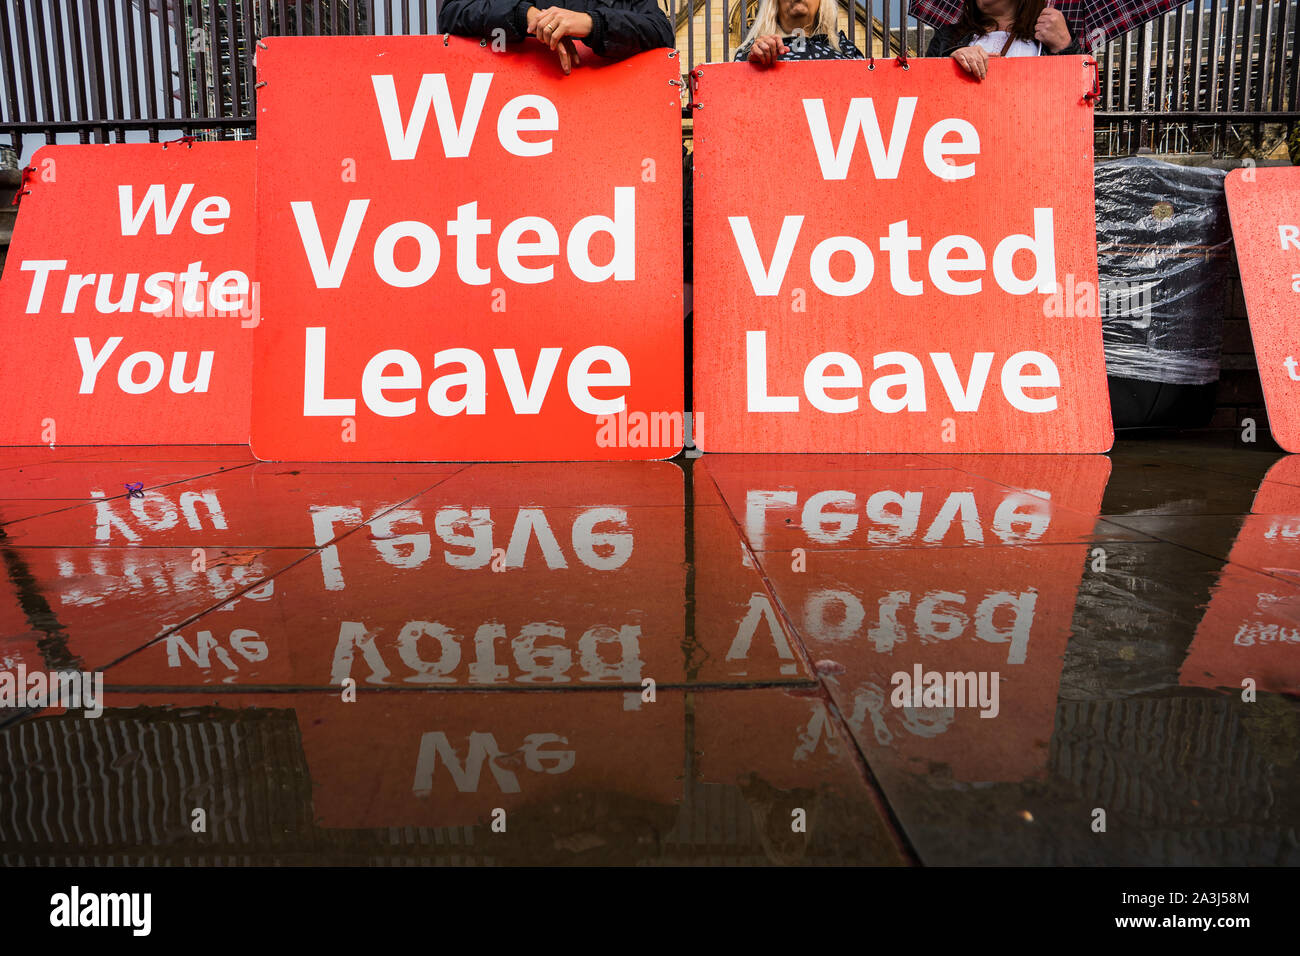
0,439,1297,865
0,688,904,866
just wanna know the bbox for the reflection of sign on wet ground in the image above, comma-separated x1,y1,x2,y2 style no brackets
89,463,806,690
703,455,1110,782
1182,455,1300,695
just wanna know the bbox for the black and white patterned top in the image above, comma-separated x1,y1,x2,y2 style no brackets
733,29,865,62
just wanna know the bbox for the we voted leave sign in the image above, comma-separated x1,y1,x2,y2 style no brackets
1225,166,1300,453
0,142,255,445
250,36,683,461
692,58,1113,453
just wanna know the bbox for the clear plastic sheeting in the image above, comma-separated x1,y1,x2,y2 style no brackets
1094,157,1234,385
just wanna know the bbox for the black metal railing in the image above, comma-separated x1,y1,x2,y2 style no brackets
1,0,1297,158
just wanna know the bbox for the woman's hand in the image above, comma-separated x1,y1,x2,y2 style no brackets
1035,6,1072,52
528,7,590,74
747,34,790,68
533,8,593,45
951,45,990,79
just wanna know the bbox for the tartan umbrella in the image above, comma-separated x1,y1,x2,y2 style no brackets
907,0,1184,50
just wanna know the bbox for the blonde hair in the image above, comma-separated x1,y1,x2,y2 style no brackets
739,0,843,53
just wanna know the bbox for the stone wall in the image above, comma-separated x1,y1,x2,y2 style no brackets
1214,253,1270,432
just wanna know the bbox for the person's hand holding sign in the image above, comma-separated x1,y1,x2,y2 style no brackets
528,6,593,74
1034,4,1072,53
747,34,791,68
952,44,991,79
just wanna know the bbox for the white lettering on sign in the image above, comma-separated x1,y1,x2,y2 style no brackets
744,331,1060,414
800,97,980,181
289,189,635,289
370,73,559,161
74,337,214,395
117,183,233,236
19,260,252,315
301,328,629,418
728,211,1056,297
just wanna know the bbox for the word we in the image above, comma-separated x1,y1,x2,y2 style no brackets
20,183,249,316
414,730,574,794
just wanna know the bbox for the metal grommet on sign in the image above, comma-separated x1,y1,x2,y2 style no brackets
480,38,487,46
443,34,450,46
668,49,677,58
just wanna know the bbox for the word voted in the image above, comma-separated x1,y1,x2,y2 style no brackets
292,190,634,290
803,587,1038,663
331,620,644,685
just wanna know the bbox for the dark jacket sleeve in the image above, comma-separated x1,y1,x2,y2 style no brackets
439,0,533,41
1055,34,1083,55
925,25,968,57
441,0,672,59
579,0,675,59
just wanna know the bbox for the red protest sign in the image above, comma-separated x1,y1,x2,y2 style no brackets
1224,167,1300,452
0,142,255,445
250,36,683,461
692,58,1112,453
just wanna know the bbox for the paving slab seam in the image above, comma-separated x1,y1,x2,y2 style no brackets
697,464,923,867
98,471,468,674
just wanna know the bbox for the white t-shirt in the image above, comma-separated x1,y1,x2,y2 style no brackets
971,30,1043,57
